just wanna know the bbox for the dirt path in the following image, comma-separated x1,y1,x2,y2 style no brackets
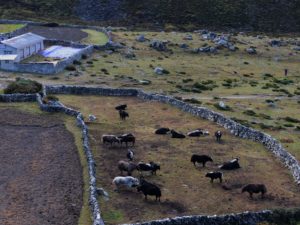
0,108,83,225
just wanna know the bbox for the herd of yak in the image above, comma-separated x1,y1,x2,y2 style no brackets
101,104,267,202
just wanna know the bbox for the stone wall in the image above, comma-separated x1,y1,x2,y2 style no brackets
125,210,273,225
44,85,300,185
0,93,37,102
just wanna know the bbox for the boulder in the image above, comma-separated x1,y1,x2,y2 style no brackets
246,47,257,54
124,48,136,59
293,46,300,51
139,79,151,85
183,34,193,40
218,101,226,109
150,40,167,51
154,67,164,75
269,40,282,47
136,34,146,42
179,43,189,49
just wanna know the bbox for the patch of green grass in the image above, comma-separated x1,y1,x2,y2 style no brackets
81,29,109,45
0,24,24,33
102,210,124,224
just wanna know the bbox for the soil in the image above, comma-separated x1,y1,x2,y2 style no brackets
0,108,83,225
17,25,88,42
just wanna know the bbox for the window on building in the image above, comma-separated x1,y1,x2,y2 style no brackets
5,60,9,64
4,51,12,54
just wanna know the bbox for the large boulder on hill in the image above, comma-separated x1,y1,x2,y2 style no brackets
150,40,168,51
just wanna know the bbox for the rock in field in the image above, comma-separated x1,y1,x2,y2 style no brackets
150,40,168,51
246,47,257,54
136,34,146,42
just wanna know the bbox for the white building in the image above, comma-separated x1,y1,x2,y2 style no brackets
0,33,45,69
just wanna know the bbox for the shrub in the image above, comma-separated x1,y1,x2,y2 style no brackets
182,79,193,83
65,65,76,71
284,123,294,127
81,54,87,59
4,78,42,94
243,110,257,116
284,117,300,123
259,113,272,120
231,117,251,127
183,98,202,104
73,60,82,65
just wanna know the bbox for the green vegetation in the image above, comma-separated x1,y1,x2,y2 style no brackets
0,24,24,33
4,78,42,94
81,29,109,45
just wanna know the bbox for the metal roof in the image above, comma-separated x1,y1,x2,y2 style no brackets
0,54,18,61
1,33,45,49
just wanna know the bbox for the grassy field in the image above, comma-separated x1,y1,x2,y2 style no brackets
0,102,92,225
57,95,300,225
0,24,24,33
81,29,109,45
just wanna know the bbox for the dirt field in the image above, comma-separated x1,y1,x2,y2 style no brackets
0,107,83,225
17,25,87,42
58,95,300,225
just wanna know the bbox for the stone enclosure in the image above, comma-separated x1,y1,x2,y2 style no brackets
0,85,299,225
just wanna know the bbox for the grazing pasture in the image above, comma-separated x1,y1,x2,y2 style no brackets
0,104,84,225
58,95,300,225
0,24,24,33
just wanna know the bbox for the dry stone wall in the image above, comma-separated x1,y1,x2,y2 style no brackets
0,93,37,102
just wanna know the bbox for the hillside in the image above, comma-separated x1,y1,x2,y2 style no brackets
0,0,300,32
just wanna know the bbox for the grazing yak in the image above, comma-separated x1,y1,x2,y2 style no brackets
170,130,186,139
242,184,267,199
119,133,135,147
119,110,129,120
191,154,213,167
155,127,170,135
118,160,137,176
112,176,139,191
219,158,240,170
127,149,134,161
205,171,223,183
137,178,161,201
102,135,120,146
215,130,222,142
137,162,160,175
187,129,210,137
115,104,127,111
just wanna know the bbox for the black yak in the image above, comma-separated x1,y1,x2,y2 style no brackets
215,130,222,142
137,179,161,201
170,130,186,139
191,154,213,167
219,158,240,170
242,184,267,199
137,162,160,175
205,171,223,183
155,127,170,135
119,110,129,120
115,104,127,111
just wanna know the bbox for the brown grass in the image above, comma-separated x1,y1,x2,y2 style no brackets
57,95,300,225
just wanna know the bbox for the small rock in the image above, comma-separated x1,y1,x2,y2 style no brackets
179,43,189,49
293,46,300,51
136,34,146,42
139,79,151,85
154,67,164,75
150,40,167,51
246,47,257,54
88,114,97,122
183,34,193,40
219,101,226,109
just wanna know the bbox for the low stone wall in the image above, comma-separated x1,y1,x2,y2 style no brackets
0,93,37,102
44,85,300,185
125,210,273,225
45,85,139,96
